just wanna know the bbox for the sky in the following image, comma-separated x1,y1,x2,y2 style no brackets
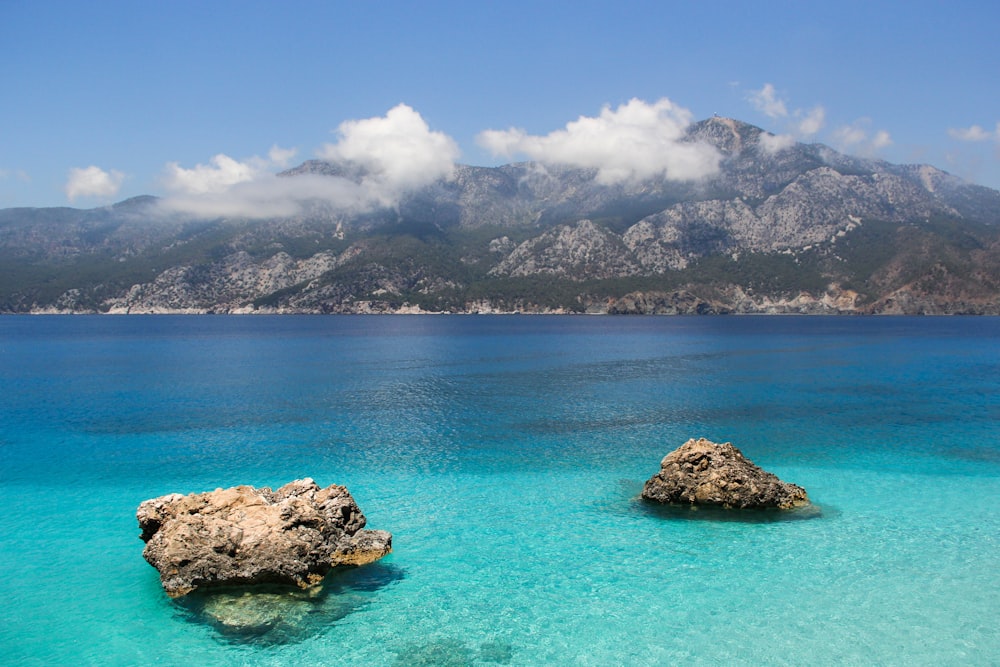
1,0,998,213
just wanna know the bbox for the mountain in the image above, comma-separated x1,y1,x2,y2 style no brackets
2,117,1000,314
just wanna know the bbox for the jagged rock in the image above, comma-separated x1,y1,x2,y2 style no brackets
137,478,391,597
606,290,729,314
490,219,643,279
641,438,809,509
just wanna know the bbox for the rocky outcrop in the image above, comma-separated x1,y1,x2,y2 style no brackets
137,478,391,597
641,438,809,509
104,250,348,314
490,219,643,279
606,290,730,315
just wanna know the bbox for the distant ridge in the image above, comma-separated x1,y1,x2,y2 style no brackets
2,117,999,314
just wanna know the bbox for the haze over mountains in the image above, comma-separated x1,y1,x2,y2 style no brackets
2,117,999,314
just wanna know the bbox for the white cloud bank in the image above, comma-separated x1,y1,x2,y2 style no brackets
159,104,459,219
318,103,459,196
163,153,265,196
948,123,1000,142
758,132,796,153
159,148,306,217
477,98,721,184
65,165,125,202
160,172,375,219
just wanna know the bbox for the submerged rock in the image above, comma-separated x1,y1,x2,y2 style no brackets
200,588,318,637
641,438,809,509
137,478,392,597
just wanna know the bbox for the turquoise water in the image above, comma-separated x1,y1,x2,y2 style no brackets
1,315,998,665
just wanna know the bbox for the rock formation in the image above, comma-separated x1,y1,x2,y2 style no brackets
137,478,391,597
641,438,809,509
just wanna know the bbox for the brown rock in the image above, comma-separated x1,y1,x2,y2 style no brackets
137,478,391,597
641,438,809,509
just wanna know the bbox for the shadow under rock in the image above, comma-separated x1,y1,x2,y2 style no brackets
172,561,405,646
634,495,831,523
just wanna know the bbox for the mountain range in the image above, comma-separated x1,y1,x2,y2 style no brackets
3,117,1000,314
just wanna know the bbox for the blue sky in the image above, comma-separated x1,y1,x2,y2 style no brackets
2,0,998,209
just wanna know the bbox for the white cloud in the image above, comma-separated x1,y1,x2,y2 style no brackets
948,124,992,142
794,106,826,137
758,132,796,154
833,124,867,147
162,144,300,198
163,154,261,196
749,98,828,152
158,151,376,219
318,103,460,198
0,168,23,182
746,84,893,157
832,119,892,155
268,145,298,168
65,165,125,202
159,173,372,219
748,83,788,119
872,130,892,149
477,98,721,184
159,105,459,219
746,84,825,140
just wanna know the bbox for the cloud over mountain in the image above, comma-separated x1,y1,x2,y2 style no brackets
794,106,826,137
748,83,788,119
158,172,376,219
747,82,895,158
747,83,826,140
477,98,722,184
163,154,266,196
758,132,796,154
65,165,125,202
833,119,892,155
317,103,460,200
159,104,459,219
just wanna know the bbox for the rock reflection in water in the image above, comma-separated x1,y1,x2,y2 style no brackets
174,562,404,645
637,497,826,523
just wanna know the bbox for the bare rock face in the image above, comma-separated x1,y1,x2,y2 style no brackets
137,478,392,597
490,219,644,280
641,438,809,509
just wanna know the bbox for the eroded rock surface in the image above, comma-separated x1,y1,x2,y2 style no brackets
137,478,391,597
641,438,809,509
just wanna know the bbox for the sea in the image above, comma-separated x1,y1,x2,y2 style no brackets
0,315,997,666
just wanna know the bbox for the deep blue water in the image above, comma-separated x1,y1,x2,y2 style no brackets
1,315,998,665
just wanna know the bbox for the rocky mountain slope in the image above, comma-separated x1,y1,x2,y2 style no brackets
2,117,999,314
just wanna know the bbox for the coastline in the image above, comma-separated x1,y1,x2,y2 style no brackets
15,282,1000,316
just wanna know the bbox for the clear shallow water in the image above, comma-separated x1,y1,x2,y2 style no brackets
1,315,998,666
